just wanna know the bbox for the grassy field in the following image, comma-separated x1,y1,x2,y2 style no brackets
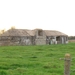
0,43,75,75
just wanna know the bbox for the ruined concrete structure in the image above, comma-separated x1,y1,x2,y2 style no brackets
0,29,68,46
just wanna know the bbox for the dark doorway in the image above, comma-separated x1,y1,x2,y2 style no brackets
38,30,43,36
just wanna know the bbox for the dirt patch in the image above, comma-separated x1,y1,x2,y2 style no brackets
69,40,75,42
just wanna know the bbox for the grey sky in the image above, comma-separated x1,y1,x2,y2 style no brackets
0,0,75,36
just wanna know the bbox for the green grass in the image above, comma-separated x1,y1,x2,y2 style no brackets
0,43,75,75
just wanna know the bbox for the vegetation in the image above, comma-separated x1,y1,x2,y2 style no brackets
0,43,75,75
68,36,75,40
0,29,6,35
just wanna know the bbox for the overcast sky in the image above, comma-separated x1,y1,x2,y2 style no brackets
0,0,75,36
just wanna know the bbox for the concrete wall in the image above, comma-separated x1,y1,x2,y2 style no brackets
46,36,68,45
0,36,33,46
35,39,46,45
0,35,68,46
35,30,46,45
46,36,57,45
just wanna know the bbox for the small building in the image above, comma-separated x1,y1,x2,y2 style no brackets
0,29,68,46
